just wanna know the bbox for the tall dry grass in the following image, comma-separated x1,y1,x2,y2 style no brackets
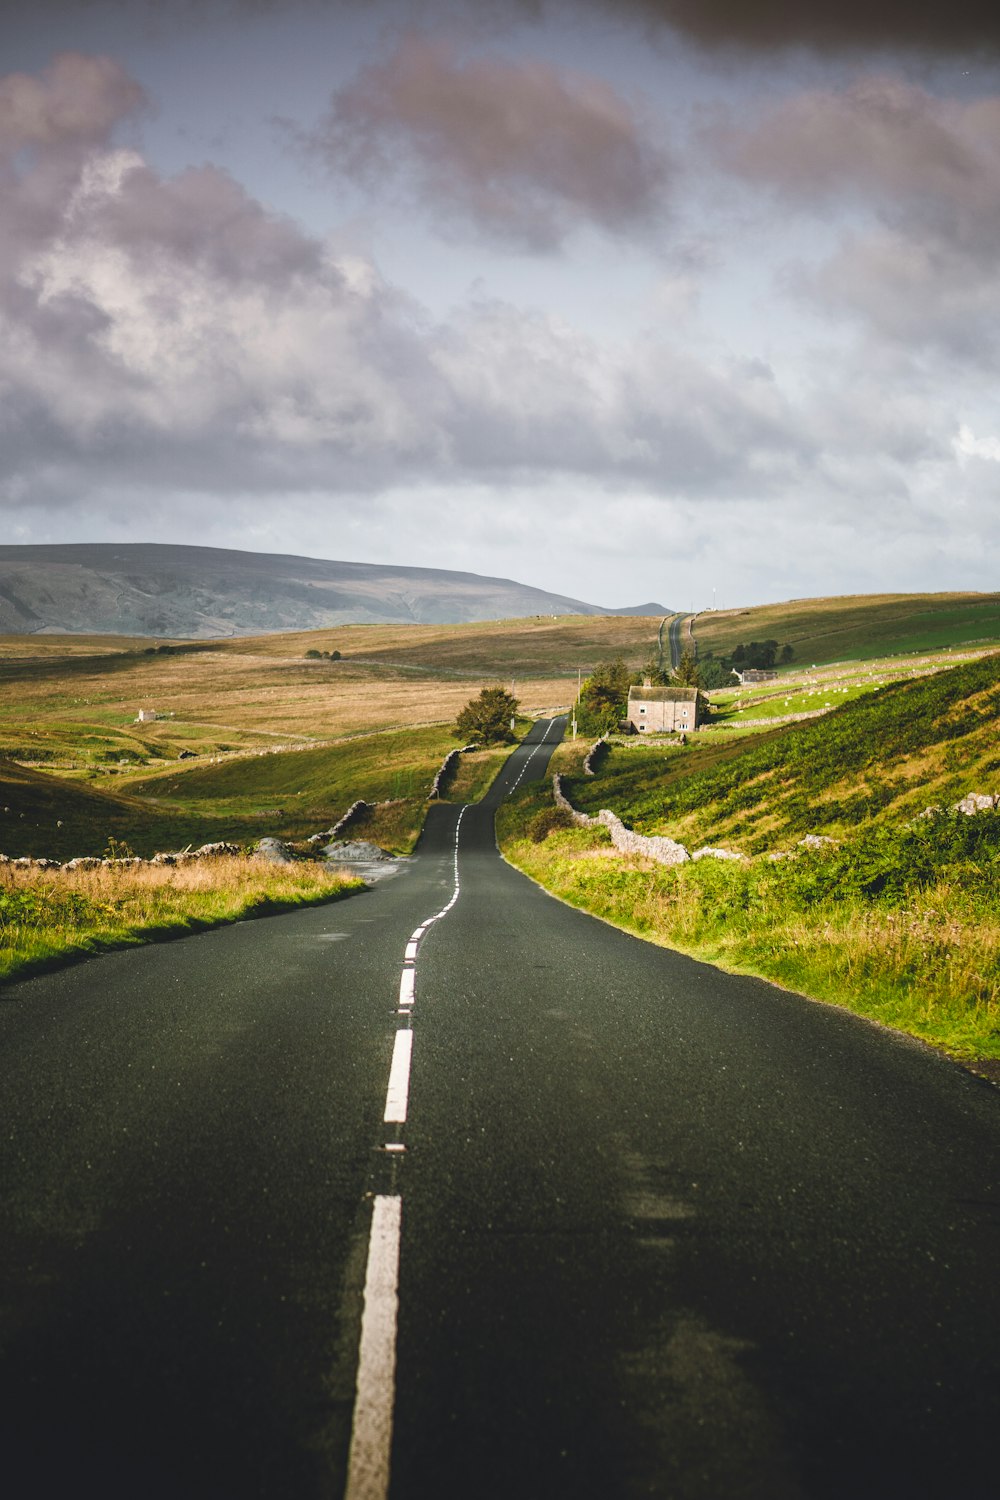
0,857,362,984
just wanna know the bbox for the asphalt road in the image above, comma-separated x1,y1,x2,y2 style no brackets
666,613,688,670
2,719,999,1499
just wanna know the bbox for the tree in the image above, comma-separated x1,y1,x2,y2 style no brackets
455,685,519,743
672,650,703,688
696,654,732,689
577,657,633,735
640,657,671,687
779,643,795,664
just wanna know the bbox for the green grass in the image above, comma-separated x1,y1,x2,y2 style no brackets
499,795,1000,1063
499,652,1000,1064
563,651,1000,854
694,593,1000,668
1,713,527,860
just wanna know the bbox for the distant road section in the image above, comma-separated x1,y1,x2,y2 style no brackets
662,611,692,670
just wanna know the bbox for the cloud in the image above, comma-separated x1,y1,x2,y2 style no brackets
2,48,991,611
710,77,1000,223
301,33,671,249
710,76,1000,360
0,51,145,155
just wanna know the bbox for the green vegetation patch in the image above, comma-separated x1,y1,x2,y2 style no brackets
565,652,1000,851
498,786,1000,1063
694,593,1000,668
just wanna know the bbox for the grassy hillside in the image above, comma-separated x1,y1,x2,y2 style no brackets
694,592,1000,667
0,721,515,860
0,858,362,985
564,651,1000,854
501,652,1000,1065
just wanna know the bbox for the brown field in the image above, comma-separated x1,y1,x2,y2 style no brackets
0,616,663,771
204,614,666,674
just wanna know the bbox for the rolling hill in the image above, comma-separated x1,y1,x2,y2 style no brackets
0,543,667,637
692,592,1000,665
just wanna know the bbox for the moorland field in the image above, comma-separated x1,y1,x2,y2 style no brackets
4,593,1000,1068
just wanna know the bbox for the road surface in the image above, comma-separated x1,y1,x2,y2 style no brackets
663,612,692,671
1,719,999,1498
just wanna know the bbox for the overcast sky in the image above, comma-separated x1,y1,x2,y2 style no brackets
2,0,999,609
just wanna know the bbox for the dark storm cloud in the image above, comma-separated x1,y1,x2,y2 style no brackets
571,0,1000,54
302,34,671,250
226,1,1000,52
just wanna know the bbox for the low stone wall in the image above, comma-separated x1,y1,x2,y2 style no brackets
553,774,716,866
554,775,1000,869
329,800,372,839
428,744,477,799
430,750,462,798
0,841,242,872
582,737,609,776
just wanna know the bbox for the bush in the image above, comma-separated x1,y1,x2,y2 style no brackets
528,807,576,842
455,686,519,744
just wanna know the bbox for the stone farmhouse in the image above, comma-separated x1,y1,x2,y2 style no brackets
626,685,702,733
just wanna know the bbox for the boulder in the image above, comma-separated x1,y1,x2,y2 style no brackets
322,839,392,862
953,792,999,815
254,837,296,864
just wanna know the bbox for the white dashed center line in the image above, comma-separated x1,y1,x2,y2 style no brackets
343,1195,403,1500
383,1030,414,1124
345,725,559,1500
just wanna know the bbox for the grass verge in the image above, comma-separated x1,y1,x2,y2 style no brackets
498,789,1000,1066
0,857,363,987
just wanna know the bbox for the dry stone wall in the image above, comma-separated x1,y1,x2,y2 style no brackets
429,744,476,799
553,775,1000,869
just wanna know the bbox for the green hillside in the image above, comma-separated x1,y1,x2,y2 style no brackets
502,651,1000,1064
564,650,1000,854
0,722,512,860
694,592,1000,667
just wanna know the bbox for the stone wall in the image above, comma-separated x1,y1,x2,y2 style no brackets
582,737,609,776
553,774,730,866
554,774,1000,868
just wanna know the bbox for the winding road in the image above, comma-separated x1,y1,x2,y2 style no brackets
2,720,999,1498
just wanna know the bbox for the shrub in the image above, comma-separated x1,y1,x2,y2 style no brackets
528,806,576,842
455,686,519,744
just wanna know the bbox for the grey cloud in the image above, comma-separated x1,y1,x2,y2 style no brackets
711,77,1000,360
710,78,1000,224
0,51,144,154
303,33,671,249
0,47,963,579
11,1,1000,56
147,1,1000,53
803,232,1000,362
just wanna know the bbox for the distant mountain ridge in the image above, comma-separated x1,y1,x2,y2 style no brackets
0,543,668,638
